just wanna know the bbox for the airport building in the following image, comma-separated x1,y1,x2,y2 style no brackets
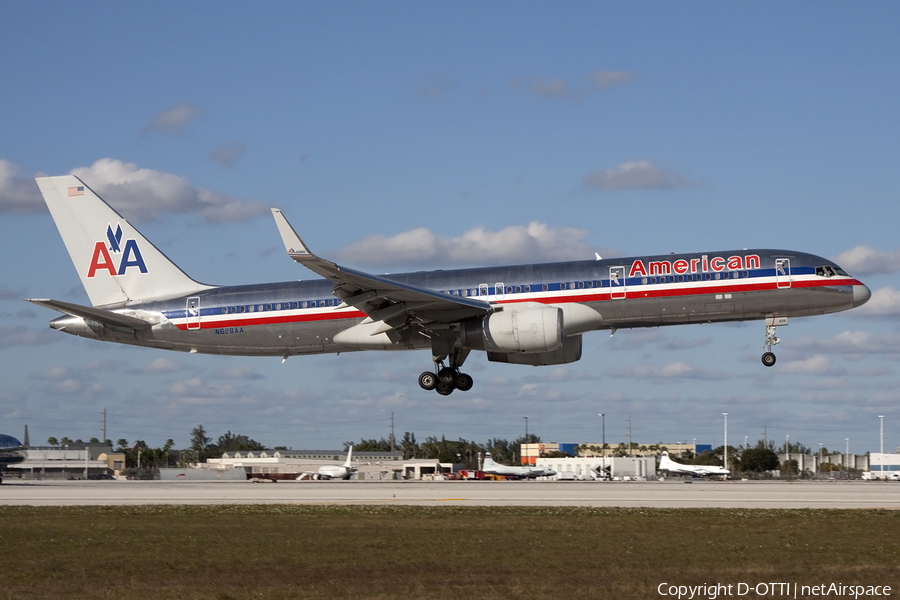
521,442,696,464
865,453,900,479
7,444,124,480
536,456,656,480
205,448,405,480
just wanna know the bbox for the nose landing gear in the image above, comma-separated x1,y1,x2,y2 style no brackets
761,316,787,367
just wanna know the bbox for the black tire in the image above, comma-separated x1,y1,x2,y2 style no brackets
761,352,776,367
438,367,458,385
436,380,454,395
418,371,437,390
456,372,474,391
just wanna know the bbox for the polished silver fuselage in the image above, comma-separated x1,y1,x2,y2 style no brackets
50,248,868,359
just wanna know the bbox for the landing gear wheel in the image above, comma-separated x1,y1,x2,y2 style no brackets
761,352,776,367
438,366,458,386
418,371,437,390
436,380,455,396
456,372,474,392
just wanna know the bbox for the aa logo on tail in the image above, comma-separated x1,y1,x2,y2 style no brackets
87,223,148,278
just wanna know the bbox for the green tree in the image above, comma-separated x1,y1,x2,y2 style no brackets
47,437,58,446
400,431,417,459
740,447,780,473
217,431,265,452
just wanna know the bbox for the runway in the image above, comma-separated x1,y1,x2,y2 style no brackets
1,479,897,509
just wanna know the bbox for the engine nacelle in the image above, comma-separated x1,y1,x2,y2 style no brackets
463,305,563,354
487,334,582,366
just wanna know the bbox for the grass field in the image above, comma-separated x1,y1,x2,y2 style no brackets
1,506,898,599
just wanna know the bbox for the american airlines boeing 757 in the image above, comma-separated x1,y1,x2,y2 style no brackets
29,175,870,395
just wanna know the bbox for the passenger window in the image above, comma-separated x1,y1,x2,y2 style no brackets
525,285,531,292
542,284,548,291
642,277,648,285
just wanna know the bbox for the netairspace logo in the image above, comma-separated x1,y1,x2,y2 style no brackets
657,582,892,599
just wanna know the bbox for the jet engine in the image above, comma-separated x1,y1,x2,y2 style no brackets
462,305,563,354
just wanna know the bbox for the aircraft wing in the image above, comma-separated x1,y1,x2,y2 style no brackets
272,209,495,331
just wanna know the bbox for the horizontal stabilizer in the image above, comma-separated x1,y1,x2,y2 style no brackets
26,298,152,330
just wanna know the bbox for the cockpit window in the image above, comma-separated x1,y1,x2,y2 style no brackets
816,265,839,277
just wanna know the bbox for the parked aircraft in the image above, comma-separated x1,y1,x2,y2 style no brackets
658,451,730,477
0,434,27,484
481,452,557,479
30,175,871,395
297,446,356,480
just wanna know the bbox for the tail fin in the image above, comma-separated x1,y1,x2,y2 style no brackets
482,452,497,467
35,175,212,307
343,445,353,468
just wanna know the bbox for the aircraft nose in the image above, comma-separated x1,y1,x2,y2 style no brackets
853,284,871,308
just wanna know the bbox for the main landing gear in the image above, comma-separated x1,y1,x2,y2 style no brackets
761,316,787,367
419,341,473,395
418,365,474,395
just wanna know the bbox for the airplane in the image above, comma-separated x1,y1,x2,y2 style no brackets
29,175,871,396
658,451,730,477
297,446,356,480
0,433,27,484
481,452,557,479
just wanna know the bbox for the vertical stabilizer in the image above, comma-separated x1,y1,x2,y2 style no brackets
343,445,354,468
35,175,213,307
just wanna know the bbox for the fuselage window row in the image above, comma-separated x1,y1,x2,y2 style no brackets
214,267,769,316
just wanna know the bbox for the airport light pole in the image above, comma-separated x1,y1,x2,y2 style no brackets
819,443,824,476
879,415,885,454
598,413,605,453
524,416,528,440
723,413,728,471
785,434,790,479
845,437,850,474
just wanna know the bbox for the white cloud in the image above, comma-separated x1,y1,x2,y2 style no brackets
211,142,247,167
794,330,900,357
833,245,900,276
141,358,185,374
143,101,202,135
853,286,900,318
584,160,694,191
0,325,60,348
606,361,732,381
589,70,634,89
511,69,634,101
338,221,601,268
416,73,454,100
71,158,268,223
0,159,43,214
531,77,583,101
779,355,843,375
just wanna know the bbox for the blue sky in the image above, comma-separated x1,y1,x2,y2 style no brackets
2,2,899,454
